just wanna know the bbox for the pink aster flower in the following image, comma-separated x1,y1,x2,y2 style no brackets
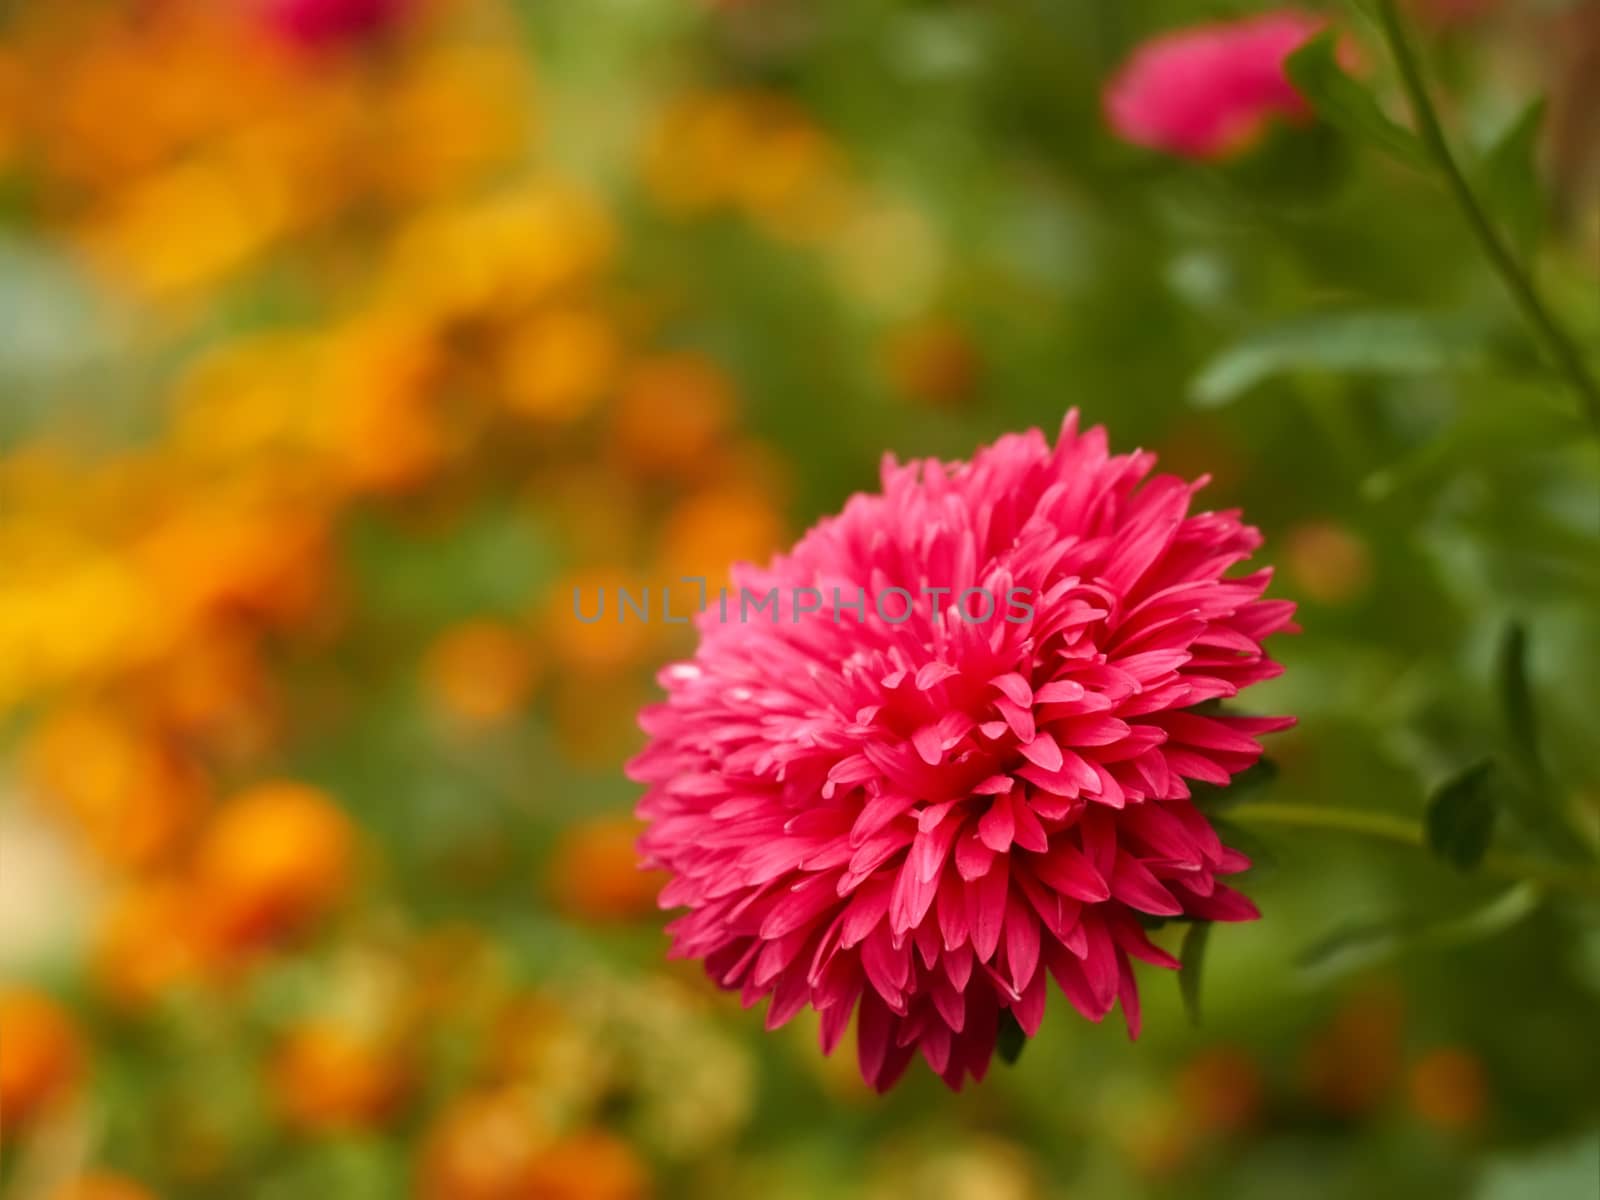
261,0,409,49
1104,11,1325,160
628,412,1296,1092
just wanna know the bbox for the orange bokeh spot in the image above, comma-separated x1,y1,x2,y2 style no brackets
0,988,84,1133
548,816,665,924
270,1022,409,1133
192,781,355,952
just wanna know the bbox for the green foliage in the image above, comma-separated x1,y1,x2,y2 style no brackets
1477,100,1547,263
1178,920,1212,1026
1285,32,1427,170
1425,761,1498,871
1190,310,1488,407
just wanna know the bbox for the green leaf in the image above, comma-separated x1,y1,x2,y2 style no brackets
1190,757,1279,811
1285,33,1429,170
1191,310,1486,407
995,1009,1027,1065
1208,818,1281,881
1296,920,1407,987
1425,760,1498,870
1478,99,1546,262
1496,621,1539,771
1477,1133,1600,1200
1178,921,1212,1027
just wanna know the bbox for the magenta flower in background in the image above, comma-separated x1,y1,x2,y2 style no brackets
262,0,408,49
629,413,1295,1091
1104,10,1325,160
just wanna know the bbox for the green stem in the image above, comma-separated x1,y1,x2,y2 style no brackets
1230,802,1600,897
1373,0,1600,438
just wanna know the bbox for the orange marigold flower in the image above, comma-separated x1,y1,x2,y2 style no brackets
270,1022,409,1133
48,1172,158,1200
0,988,84,1133
1284,520,1373,607
1408,1046,1489,1131
609,354,735,479
424,620,540,728
94,880,213,1009
1175,1045,1265,1135
882,317,981,407
192,781,355,952
500,308,621,424
417,1089,547,1200
25,707,210,870
548,816,665,923
524,1130,651,1200
1302,982,1405,1117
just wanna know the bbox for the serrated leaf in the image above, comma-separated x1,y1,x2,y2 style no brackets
1191,310,1486,407
1178,921,1212,1026
996,1009,1027,1065
1496,621,1539,772
1286,33,1429,170
1478,99,1546,261
1425,760,1498,870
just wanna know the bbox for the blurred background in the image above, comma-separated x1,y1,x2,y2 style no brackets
1,0,1598,1197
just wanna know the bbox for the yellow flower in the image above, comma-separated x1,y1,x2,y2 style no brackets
500,307,621,423
384,182,616,324
49,1173,160,1200
322,317,454,496
25,706,210,870
76,156,289,301
379,46,532,203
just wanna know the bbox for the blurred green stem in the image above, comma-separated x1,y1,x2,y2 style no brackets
1232,802,1600,897
1372,0,1600,438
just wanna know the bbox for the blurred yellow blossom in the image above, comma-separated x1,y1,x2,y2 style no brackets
384,182,616,324
500,306,622,423
641,90,852,242
25,706,210,871
48,1174,160,1200
379,45,532,202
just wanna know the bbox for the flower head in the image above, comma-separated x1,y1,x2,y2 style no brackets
1104,11,1325,160
262,0,409,50
629,413,1295,1090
